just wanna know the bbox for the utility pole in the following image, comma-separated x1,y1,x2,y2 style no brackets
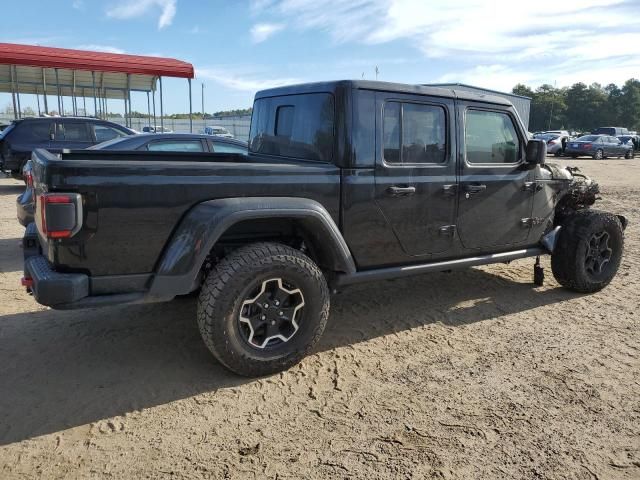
548,80,557,131
201,82,205,120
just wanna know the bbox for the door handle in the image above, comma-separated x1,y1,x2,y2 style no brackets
464,184,486,194
386,185,416,196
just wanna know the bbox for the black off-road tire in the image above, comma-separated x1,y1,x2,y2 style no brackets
551,210,624,293
197,242,330,377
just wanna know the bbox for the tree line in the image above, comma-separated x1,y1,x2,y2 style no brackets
513,79,640,133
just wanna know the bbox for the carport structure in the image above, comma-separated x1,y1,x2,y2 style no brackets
0,43,195,131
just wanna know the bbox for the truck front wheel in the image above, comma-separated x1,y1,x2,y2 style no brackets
197,242,330,376
551,210,624,293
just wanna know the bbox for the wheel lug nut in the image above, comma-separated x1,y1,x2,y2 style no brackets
271,320,276,325
261,315,266,320
279,311,283,316
274,300,280,306
263,303,269,308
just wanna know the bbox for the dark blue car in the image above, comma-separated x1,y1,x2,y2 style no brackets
564,135,634,159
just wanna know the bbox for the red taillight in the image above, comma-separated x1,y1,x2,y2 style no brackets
24,171,33,188
582,143,592,149
548,140,556,145
39,193,78,239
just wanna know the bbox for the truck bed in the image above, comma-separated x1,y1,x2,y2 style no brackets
31,149,341,276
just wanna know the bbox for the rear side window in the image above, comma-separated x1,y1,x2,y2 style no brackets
465,110,519,164
249,93,334,162
383,101,447,164
16,121,52,141
147,140,205,152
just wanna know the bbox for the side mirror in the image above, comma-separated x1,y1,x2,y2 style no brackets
526,138,546,165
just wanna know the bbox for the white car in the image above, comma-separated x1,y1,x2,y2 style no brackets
142,125,173,133
203,126,234,138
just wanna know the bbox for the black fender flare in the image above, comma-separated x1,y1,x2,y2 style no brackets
148,197,356,298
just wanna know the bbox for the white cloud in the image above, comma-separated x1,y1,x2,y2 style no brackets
258,0,640,88
197,67,301,92
250,23,285,43
72,0,84,9
106,0,177,30
76,44,126,54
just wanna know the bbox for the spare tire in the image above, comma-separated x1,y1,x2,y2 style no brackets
551,210,624,293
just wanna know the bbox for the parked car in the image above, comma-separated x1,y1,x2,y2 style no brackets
0,117,134,178
20,80,627,377
618,135,639,152
17,134,248,226
203,125,234,138
564,135,634,159
142,125,173,133
533,133,566,156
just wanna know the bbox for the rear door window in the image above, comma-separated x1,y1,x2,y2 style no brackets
383,101,447,164
249,93,334,162
211,142,247,154
147,140,205,152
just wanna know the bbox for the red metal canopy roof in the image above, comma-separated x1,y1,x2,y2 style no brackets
0,43,194,79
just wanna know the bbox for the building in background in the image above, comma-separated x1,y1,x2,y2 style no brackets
425,83,531,131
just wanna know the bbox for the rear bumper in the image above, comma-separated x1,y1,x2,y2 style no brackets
22,224,166,309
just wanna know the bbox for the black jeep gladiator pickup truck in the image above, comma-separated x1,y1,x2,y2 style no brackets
23,80,626,376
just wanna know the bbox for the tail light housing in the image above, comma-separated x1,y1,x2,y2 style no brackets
24,170,33,188
38,193,82,239
548,140,556,145
582,143,592,149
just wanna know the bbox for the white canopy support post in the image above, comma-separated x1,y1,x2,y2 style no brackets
152,77,157,129
13,66,22,119
82,88,86,116
159,76,164,131
36,87,41,116
72,70,77,116
42,68,49,114
10,65,17,119
146,91,151,130
92,71,97,117
54,68,62,115
126,74,132,128
188,78,193,133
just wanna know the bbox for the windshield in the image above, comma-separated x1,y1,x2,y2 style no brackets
576,135,601,141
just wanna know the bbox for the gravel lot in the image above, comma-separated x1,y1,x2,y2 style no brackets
0,159,638,479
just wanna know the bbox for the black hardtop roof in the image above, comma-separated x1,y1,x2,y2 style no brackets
255,80,513,107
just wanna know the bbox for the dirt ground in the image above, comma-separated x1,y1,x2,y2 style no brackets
0,159,638,479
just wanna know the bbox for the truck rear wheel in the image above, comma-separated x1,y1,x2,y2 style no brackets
197,242,330,376
551,210,624,293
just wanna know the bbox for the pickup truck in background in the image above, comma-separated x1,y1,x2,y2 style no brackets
22,80,627,376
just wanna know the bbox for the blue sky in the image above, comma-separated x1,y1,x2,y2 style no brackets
1,0,639,114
